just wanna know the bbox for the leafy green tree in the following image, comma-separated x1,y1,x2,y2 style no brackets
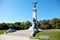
15,22,21,25
49,18,60,29
20,22,25,30
0,24,4,30
39,20,52,29
23,21,31,29
1,23,9,30
56,23,60,29
14,22,21,30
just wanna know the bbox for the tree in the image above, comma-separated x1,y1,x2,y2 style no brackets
1,23,9,30
49,18,60,29
0,24,4,30
15,22,21,25
56,23,60,29
23,21,31,29
14,22,21,30
39,20,52,29
20,22,25,30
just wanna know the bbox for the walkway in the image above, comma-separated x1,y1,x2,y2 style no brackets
0,34,30,40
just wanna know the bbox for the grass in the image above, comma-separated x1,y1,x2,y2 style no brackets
0,30,7,35
32,29,60,40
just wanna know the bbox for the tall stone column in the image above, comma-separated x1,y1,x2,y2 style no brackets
32,2,39,32
29,1,41,37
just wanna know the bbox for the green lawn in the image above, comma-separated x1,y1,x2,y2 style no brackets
32,29,60,40
0,30,7,35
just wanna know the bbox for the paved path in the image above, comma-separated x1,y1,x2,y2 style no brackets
0,34,30,40
0,28,37,40
0,35,38,40
0,29,34,40
6,29,34,37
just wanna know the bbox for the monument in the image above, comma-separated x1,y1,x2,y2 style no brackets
30,0,40,36
32,1,40,32
5,0,41,37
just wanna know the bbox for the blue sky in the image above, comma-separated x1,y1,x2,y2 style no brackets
0,0,60,23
